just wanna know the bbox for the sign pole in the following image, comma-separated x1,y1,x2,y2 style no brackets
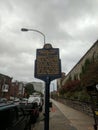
44,76,50,130
34,44,61,130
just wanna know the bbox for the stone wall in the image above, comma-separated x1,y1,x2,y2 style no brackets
62,40,98,85
55,98,93,117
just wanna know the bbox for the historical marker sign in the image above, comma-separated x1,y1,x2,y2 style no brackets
34,44,61,81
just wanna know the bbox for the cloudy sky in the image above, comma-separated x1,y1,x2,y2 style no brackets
0,0,98,83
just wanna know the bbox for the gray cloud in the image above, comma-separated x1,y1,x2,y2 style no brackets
0,0,98,82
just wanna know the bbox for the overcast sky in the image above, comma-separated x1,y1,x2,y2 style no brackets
0,0,98,83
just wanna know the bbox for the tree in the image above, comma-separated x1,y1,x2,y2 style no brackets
58,79,80,96
24,83,35,97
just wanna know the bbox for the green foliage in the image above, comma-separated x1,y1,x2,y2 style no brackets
58,58,98,102
81,60,98,87
61,89,90,102
73,74,78,80
77,90,90,101
59,87,66,95
85,58,91,66
58,78,90,101
62,80,80,92
25,83,35,96
81,59,91,75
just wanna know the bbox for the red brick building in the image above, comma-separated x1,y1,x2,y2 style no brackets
0,73,12,99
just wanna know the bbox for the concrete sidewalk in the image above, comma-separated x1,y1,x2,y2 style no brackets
51,99,94,130
32,99,94,130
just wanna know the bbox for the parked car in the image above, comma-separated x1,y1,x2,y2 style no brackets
20,99,40,124
0,103,31,130
0,98,7,103
34,96,43,112
28,95,44,112
20,98,28,104
14,97,20,102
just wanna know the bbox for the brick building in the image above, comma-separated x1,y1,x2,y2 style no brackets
0,73,25,100
0,73,12,99
10,82,25,98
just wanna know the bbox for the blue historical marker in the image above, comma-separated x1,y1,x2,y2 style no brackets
35,43,61,81
34,43,61,130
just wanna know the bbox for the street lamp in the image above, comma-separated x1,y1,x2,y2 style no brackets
21,28,46,45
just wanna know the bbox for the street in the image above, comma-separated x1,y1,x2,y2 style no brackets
32,99,94,130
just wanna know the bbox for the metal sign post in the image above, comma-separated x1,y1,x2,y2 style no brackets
34,43,61,130
44,76,50,130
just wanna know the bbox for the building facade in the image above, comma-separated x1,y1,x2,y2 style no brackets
0,73,12,99
10,81,25,98
61,40,98,87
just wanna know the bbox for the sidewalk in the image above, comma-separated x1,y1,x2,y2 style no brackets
52,99,94,130
32,99,94,130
